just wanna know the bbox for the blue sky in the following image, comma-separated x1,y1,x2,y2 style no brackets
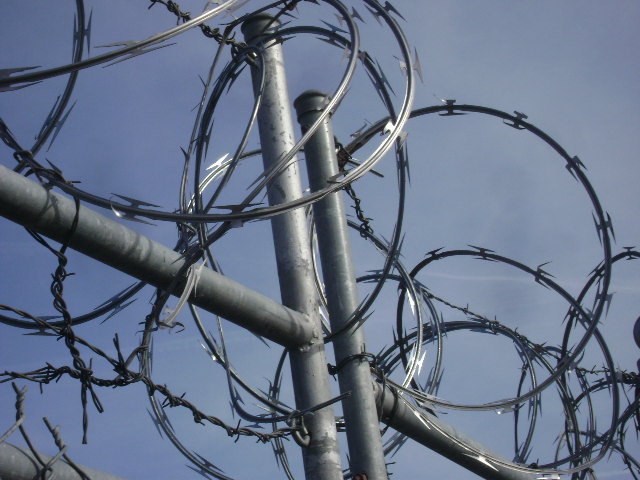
1,1,639,479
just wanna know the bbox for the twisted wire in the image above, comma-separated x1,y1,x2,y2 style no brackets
0,1,638,479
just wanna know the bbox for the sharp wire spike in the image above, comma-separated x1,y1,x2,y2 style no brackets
193,452,225,474
592,212,615,244
37,95,61,140
468,244,494,259
504,110,528,130
86,10,93,52
146,408,164,439
351,7,365,23
394,55,407,75
102,43,176,68
0,117,22,150
101,299,136,323
0,66,40,78
110,193,160,225
364,5,384,26
384,1,406,21
464,453,499,472
439,99,465,117
112,193,161,208
320,20,348,35
96,40,137,49
350,120,370,138
340,46,351,63
375,59,396,96
606,212,616,241
206,153,230,170
413,47,424,82
184,464,215,480
47,101,77,151
0,66,42,92
317,36,343,50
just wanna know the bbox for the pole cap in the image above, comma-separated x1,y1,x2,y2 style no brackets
241,13,281,43
294,90,331,122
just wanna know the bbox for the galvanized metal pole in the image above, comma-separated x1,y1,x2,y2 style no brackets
0,442,128,480
295,90,389,479
373,383,537,480
241,15,343,480
0,164,313,348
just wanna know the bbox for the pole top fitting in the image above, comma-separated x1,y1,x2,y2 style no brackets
294,90,331,122
241,13,281,43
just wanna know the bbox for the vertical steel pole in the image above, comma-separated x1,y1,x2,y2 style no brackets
241,16,343,480
294,90,388,479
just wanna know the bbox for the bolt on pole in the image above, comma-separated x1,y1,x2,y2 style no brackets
241,15,343,480
295,90,389,479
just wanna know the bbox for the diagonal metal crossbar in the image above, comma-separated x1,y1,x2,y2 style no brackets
0,163,313,349
375,383,536,480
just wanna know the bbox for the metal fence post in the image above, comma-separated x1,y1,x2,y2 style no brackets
294,90,389,479
241,15,344,480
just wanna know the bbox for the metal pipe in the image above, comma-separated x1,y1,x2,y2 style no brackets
242,15,343,480
0,164,313,348
0,442,128,480
374,383,537,480
295,90,388,479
